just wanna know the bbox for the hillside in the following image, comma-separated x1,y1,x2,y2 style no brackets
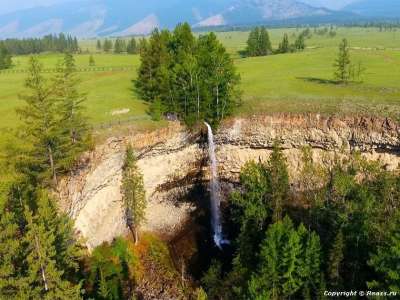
0,0,350,38
344,0,400,18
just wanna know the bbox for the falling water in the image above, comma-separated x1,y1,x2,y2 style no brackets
204,122,228,249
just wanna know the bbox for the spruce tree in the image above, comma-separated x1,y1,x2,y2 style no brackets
96,40,102,51
334,38,351,83
17,56,62,186
23,191,82,299
259,27,272,56
89,55,95,66
52,52,91,172
0,43,12,70
246,27,260,57
122,146,146,244
328,229,345,287
126,38,137,54
266,143,289,222
368,212,400,292
278,33,290,53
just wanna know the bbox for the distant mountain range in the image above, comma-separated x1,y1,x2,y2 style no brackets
344,0,400,18
0,0,396,38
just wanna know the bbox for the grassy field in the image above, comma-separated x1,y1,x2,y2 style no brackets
0,27,399,143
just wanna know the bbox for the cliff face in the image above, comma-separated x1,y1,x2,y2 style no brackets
59,115,400,249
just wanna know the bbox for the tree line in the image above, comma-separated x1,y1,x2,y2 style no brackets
245,27,306,57
135,23,241,127
201,146,400,299
0,43,12,70
96,37,141,54
1,33,79,55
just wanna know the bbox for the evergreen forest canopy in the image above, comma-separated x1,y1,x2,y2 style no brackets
201,146,400,299
135,23,241,127
0,33,79,55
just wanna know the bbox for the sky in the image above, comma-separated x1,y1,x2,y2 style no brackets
0,0,74,15
0,0,360,15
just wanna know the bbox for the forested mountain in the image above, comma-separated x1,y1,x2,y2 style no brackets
0,0,353,38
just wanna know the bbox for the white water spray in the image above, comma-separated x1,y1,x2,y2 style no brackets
204,122,228,249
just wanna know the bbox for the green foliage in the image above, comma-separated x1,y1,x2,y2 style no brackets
122,146,146,243
246,27,272,57
17,54,90,186
96,40,102,51
86,237,137,300
126,38,138,54
278,33,291,53
103,39,113,53
1,33,79,55
334,38,351,83
89,55,95,66
114,38,127,54
248,217,322,300
368,212,400,292
201,260,223,300
0,43,12,70
135,23,240,127
328,229,344,287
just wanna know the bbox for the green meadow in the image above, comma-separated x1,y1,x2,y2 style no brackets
1,27,399,141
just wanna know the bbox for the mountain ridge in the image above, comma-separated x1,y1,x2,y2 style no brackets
0,0,385,38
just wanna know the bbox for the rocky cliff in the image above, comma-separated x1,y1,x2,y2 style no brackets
59,114,400,249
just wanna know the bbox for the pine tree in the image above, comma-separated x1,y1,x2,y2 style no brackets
328,229,345,287
266,143,289,222
52,52,91,172
278,33,290,53
23,191,82,299
89,55,95,66
0,43,12,70
122,146,146,244
246,27,260,57
114,38,126,54
96,40,102,51
17,56,62,186
103,39,113,52
334,38,351,83
248,217,322,300
294,34,306,51
368,212,400,292
126,38,137,54
0,210,28,298
259,27,272,56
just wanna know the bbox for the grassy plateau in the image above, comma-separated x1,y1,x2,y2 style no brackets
0,27,399,144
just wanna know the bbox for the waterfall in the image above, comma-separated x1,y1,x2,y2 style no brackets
204,122,228,249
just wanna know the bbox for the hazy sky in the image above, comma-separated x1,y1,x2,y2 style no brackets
0,0,359,15
0,0,73,14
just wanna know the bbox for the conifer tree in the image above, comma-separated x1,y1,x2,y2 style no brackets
259,27,272,56
96,40,102,51
126,38,137,54
23,192,82,299
52,52,91,172
103,39,113,52
0,43,12,70
89,55,95,66
368,212,400,292
328,229,345,287
248,217,322,300
294,34,306,51
266,143,289,222
334,38,351,83
17,56,62,186
278,33,290,53
246,27,260,57
122,146,146,244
